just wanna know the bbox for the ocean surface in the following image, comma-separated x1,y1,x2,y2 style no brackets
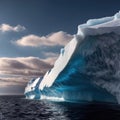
0,96,120,120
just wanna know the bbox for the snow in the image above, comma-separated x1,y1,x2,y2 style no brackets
39,36,78,90
78,11,120,36
25,77,40,93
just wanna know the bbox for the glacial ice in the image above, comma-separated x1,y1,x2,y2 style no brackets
25,11,120,103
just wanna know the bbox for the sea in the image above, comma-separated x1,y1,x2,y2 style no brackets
0,96,120,120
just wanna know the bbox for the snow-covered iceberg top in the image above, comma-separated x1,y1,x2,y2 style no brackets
78,11,120,36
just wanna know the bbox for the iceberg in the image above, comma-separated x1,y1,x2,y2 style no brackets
25,11,120,104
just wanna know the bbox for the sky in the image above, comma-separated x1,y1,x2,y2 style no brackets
0,0,120,95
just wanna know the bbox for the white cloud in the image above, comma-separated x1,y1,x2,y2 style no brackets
0,57,53,76
15,31,73,47
0,77,28,86
41,52,59,65
0,24,26,32
0,56,57,89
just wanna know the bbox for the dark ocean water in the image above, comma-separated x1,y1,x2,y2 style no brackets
0,96,120,120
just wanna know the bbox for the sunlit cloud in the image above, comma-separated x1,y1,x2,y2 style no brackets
0,57,53,77
15,31,73,47
0,30,72,94
0,23,26,32
0,56,57,93
0,77,28,86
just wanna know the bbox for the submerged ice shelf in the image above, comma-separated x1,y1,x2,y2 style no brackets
25,11,120,104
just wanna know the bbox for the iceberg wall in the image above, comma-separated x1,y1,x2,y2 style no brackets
25,11,120,104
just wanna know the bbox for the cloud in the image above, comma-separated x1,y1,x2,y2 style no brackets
0,56,57,94
0,74,29,94
0,24,26,32
15,31,73,47
43,57,58,66
0,57,53,77
0,77,28,86
42,52,59,65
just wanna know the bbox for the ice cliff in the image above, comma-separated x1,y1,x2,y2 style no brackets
25,11,120,104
